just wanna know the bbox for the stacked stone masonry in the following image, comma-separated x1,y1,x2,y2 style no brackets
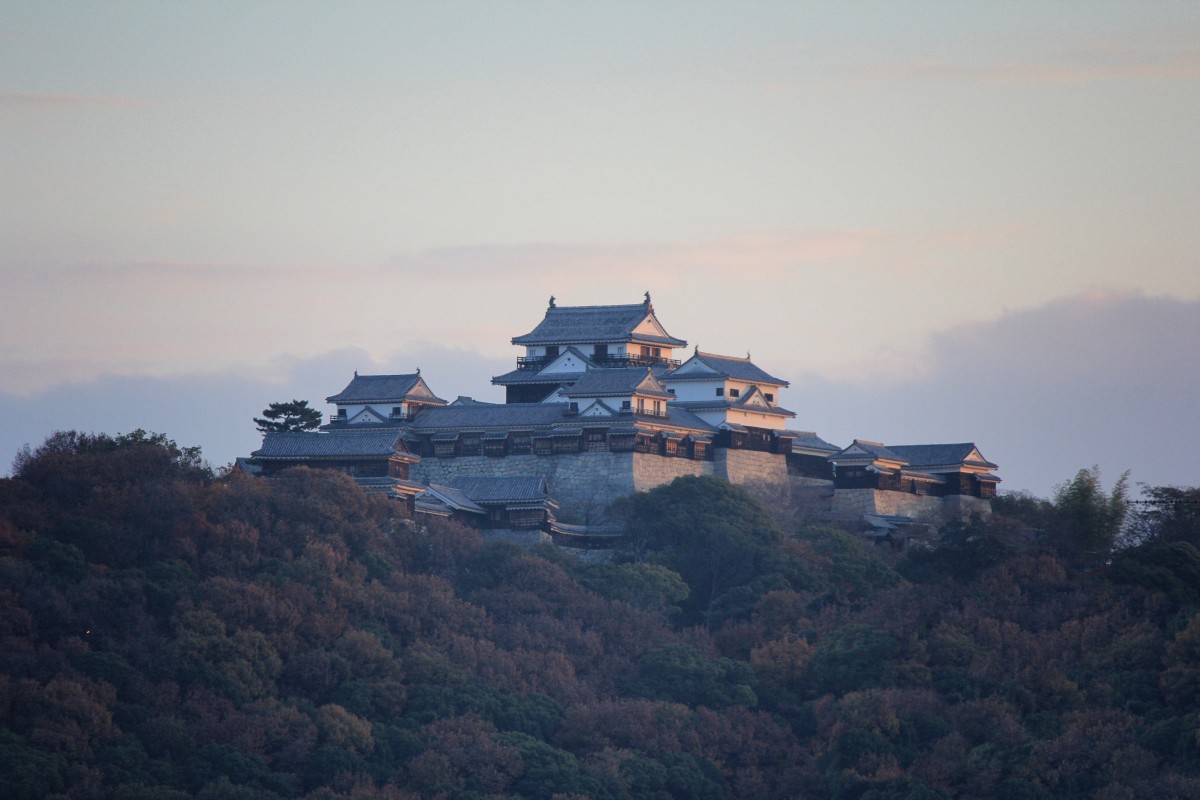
413,447,992,523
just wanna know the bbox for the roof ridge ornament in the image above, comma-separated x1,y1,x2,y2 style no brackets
644,290,652,308
549,295,556,309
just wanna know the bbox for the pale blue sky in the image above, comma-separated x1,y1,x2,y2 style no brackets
2,2,1198,495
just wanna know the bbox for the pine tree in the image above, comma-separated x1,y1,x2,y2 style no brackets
254,400,323,433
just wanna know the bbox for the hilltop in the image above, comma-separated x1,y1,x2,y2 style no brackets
2,431,1199,799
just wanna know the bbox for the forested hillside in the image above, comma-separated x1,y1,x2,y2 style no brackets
2,431,1199,799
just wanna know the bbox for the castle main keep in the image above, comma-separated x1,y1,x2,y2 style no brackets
248,295,1000,537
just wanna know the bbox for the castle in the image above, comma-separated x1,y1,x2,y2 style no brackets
245,295,1000,545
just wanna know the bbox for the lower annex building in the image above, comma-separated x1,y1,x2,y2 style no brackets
244,295,1000,546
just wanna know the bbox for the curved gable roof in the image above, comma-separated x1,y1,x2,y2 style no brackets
668,351,789,386
326,373,447,405
563,367,672,399
512,300,686,347
831,439,908,464
887,443,998,470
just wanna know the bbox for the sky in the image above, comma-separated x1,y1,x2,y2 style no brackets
2,2,1198,497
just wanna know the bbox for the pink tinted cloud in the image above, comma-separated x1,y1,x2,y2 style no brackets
382,226,1022,300
385,230,885,285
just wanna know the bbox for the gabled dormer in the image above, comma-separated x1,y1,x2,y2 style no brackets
576,399,621,418
492,347,596,404
563,367,673,418
827,439,911,490
733,385,775,410
831,440,909,472
325,371,448,428
664,350,795,430
537,346,595,376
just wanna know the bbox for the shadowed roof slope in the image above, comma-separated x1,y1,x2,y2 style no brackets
450,475,550,503
888,443,998,469
512,301,686,347
783,430,841,452
326,373,447,405
252,430,405,459
669,351,789,386
830,440,909,463
564,367,673,398
408,402,569,430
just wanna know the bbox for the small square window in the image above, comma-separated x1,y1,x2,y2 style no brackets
729,388,740,398
715,388,724,397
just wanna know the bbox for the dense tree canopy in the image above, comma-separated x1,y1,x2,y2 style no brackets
2,437,1199,799
1126,484,1200,547
1051,466,1129,563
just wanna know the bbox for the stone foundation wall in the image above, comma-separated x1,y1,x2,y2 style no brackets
413,449,992,525
873,491,945,520
713,449,790,485
631,453,712,492
830,488,944,520
829,488,877,519
791,476,835,488
411,451,638,514
414,450,717,517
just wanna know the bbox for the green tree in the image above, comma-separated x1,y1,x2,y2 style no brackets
253,400,322,433
622,476,783,619
1125,485,1200,547
575,562,690,618
1051,466,1129,563
632,643,757,708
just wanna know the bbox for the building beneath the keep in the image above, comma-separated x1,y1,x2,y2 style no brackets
245,294,1000,543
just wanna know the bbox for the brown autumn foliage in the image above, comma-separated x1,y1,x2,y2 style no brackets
1,431,1199,799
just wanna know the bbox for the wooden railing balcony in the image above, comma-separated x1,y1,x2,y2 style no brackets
616,406,670,418
596,354,681,368
516,357,549,370
328,413,410,424
515,353,681,371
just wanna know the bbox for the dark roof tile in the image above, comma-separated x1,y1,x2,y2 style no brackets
252,430,403,459
781,430,841,452
564,367,672,398
409,402,569,431
512,302,686,347
326,373,447,404
668,351,788,386
449,476,549,503
888,443,998,469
